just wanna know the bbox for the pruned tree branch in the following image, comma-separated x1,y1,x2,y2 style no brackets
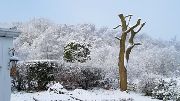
134,43,142,45
33,97,39,101
135,22,146,33
124,19,141,34
126,15,133,27
129,30,136,44
70,96,83,101
125,14,133,18
115,37,121,40
126,22,144,64
113,25,122,29
129,22,145,44
125,44,134,63
125,42,141,63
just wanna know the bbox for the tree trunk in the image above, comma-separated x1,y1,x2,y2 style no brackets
119,33,127,91
119,64,127,91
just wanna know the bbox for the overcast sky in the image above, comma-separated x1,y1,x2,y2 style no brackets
0,0,179,40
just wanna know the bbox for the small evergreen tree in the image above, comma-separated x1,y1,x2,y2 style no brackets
64,42,90,63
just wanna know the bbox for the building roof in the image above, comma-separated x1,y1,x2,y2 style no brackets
0,28,21,38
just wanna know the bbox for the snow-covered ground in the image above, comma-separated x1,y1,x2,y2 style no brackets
11,83,159,101
11,90,160,101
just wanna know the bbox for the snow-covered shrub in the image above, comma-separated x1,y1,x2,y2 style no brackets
11,62,29,91
53,64,81,90
138,78,157,96
48,82,68,94
99,78,114,90
26,61,55,91
127,83,137,92
138,77,180,100
79,67,103,89
11,70,26,91
54,65,105,90
136,74,180,100
152,79,178,100
136,74,158,96
12,61,57,92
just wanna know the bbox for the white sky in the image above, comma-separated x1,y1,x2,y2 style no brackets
0,0,179,40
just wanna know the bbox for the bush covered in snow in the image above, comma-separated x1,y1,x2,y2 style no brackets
48,82,68,94
136,77,180,101
152,79,179,100
26,61,55,91
12,61,57,92
54,65,106,90
137,75,158,96
12,61,109,91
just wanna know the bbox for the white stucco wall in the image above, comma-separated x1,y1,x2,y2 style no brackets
0,37,13,101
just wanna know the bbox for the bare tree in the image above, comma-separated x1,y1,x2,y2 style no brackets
114,14,146,91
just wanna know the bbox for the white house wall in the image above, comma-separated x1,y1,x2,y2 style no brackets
0,37,3,101
0,37,13,101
